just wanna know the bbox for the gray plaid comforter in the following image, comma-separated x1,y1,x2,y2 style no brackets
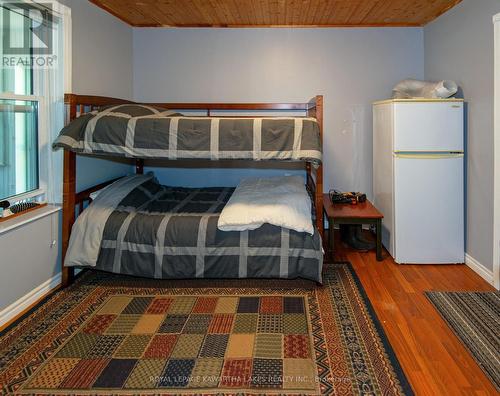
66,174,323,283
53,104,322,164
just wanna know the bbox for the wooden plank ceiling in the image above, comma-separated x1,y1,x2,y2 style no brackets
90,0,462,28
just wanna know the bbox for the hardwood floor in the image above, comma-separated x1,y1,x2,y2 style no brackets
332,234,497,396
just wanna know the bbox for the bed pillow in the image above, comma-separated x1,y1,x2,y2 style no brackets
217,175,314,235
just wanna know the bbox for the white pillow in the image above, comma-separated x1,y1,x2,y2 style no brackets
217,175,314,235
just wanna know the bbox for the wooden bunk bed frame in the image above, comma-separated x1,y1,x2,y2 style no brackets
61,94,324,287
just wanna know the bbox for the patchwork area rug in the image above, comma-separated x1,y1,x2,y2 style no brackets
426,290,500,390
0,264,412,395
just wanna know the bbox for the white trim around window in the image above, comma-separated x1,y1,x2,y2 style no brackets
63,5,72,94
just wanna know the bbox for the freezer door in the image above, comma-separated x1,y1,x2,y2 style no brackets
394,153,464,264
394,102,464,152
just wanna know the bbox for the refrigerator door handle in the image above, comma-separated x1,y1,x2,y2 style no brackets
393,153,464,159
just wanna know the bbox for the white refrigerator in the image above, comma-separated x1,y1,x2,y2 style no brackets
373,99,464,264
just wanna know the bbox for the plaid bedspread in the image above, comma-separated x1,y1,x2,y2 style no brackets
53,104,322,164
68,176,323,283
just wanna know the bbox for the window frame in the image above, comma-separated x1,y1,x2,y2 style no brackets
0,0,72,205
0,91,47,203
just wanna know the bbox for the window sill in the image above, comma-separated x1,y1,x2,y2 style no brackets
0,205,61,236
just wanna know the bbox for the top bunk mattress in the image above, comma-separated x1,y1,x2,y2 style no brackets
53,104,322,164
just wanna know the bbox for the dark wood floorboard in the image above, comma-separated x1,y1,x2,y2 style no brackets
332,232,497,396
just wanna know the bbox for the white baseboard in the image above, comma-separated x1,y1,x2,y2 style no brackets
0,272,61,328
465,254,494,286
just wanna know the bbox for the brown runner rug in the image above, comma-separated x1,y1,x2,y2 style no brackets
0,264,412,395
426,291,500,391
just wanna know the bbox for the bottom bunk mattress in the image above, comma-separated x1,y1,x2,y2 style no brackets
65,174,323,283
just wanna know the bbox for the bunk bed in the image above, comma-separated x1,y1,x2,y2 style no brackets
57,94,324,287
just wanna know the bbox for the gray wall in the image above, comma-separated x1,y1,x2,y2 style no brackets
60,0,134,191
425,0,500,270
133,28,424,193
0,211,60,313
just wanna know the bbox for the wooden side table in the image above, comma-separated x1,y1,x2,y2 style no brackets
323,194,384,261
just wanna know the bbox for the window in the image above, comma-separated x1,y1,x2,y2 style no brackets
1,0,71,204
0,2,33,96
0,3,40,201
0,98,39,200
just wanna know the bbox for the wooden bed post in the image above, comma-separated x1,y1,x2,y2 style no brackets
61,94,77,287
316,95,324,237
307,95,324,239
61,150,76,287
